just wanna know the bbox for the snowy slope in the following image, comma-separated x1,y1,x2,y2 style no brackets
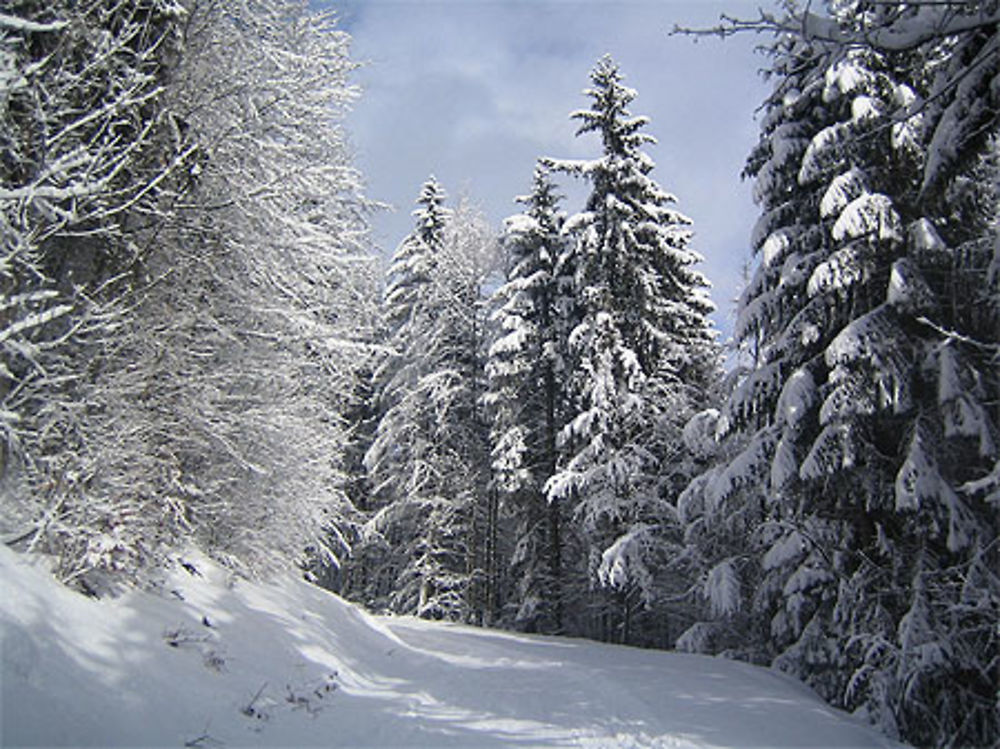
0,547,905,748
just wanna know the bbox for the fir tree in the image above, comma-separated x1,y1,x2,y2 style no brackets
354,180,495,621
486,163,570,632
546,55,718,643
680,5,999,745
353,177,451,613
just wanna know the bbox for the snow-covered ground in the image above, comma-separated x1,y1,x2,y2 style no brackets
1,547,905,748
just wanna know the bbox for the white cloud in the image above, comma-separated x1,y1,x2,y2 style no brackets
336,0,770,339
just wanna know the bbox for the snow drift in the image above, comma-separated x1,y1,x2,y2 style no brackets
0,547,904,747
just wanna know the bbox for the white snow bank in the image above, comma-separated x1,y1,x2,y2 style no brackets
0,546,905,747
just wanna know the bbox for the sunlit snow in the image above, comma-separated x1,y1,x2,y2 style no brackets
0,547,906,748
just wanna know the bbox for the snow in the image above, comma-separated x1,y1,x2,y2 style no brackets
708,426,778,508
597,525,655,601
819,168,867,220
762,228,793,269
800,423,854,479
823,59,872,101
0,13,69,32
907,217,946,255
770,436,799,493
798,123,851,185
776,368,816,430
886,258,934,313
704,560,741,618
850,96,880,123
0,546,905,748
782,563,834,598
681,408,720,459
763,530,807,572
830,194,902,244
894,430,977,552
793,9,1000,52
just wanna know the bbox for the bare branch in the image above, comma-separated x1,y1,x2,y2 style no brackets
674,4,1000,52
0,13,67,33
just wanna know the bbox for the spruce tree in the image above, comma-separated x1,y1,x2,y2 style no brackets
355,180,495,621
486,163,570,632
680,5,998,745
546,55,718,643
353,177,451,613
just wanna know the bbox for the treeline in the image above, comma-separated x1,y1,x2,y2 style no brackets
342,56,719,651
2,2,998,748
340,8,1000,747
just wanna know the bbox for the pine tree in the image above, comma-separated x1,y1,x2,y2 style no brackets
680,4,999,745
486,163,570,632
546,55,718,644
355,180,495,621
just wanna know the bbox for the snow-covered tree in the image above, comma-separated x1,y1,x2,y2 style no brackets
348,177,451,614
2,0,375,586
545,55,719,643
353,180,496,621
680,4,999,745
440,196,501,624
105,0,374,577
1,0,189,583
698,1,1000,205
486,163,571,632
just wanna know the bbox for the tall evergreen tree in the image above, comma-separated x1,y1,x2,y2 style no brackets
486,163,570,632
354,180,495,621
442,196,501,624
352,177,451,614
546,55,718,643
679,4,999,745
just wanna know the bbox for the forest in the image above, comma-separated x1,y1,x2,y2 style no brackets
1,1,997,747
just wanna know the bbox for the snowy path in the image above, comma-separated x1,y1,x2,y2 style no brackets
0,548,904,748
374,618,899,748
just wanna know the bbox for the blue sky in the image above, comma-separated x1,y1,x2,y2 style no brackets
333,1,772,339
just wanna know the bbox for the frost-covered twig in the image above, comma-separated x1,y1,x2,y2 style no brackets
674,6,1000,52
917,315,1000,353
0,13,67,33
